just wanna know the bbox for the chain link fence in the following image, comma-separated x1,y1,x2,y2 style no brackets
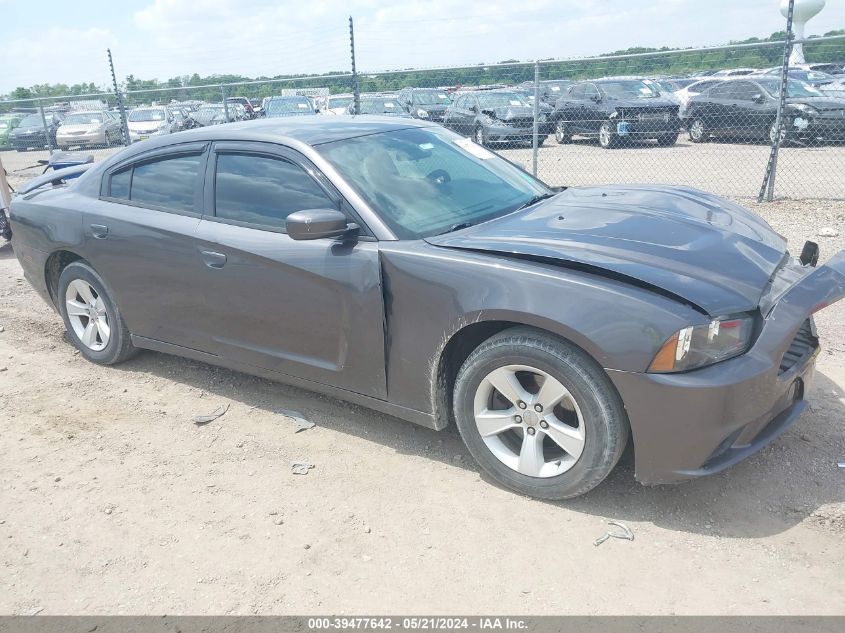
1,33,844,201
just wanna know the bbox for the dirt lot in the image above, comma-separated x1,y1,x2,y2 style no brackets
0,146,844,615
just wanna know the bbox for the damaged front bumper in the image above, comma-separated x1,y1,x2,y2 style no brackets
608,250,845,485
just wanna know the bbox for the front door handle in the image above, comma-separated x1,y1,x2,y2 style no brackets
90,224,109,239
200,250,227,269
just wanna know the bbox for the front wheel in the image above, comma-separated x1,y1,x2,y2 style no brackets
688,117,707,142
474,125,487,146
769,119,790,145
58,261,137,365
453,327,629,499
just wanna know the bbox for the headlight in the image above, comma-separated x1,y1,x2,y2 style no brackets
416,109,429,118
648,315,754,373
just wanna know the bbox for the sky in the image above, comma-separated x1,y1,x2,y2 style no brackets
1,0,844,94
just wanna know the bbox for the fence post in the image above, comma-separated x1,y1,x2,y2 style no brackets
38,100,55,153
221,85,230,122
758,0,794,202
531,61,541,178
107,48,130,146
350,16,360,114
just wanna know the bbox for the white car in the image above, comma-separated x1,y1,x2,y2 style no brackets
322,94,354,115
126,106,178,143
674,79,724,118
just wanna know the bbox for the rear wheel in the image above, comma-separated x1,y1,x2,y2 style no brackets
453,327,629,499
58,261,137,365
554,120,572,144
656,132,679,146
598,121,619,149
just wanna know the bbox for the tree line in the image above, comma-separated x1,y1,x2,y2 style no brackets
3,30,843,106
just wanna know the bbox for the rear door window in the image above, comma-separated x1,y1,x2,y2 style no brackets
130,154,202,212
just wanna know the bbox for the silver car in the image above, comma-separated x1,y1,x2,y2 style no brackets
56,111,123,149
127,106,178,143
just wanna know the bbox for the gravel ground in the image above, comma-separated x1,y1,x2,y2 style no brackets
0,143,843,615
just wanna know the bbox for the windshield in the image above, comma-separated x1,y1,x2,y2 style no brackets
758,78,824,98
358,99,402,114
412,91,451,105
128,109,166,122
63,112,105,125
19,114,48,127
599,80,658,99
476,93,530,108
266,98,312,114
317,126,550,240
329,96,353,108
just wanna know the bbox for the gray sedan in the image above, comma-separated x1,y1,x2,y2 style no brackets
9,117,845,498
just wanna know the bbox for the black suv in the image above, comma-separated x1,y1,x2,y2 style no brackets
685,77,845,144
397,88,452,122
443,90,549,146
549,79,681,148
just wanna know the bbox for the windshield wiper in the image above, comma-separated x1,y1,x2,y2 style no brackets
516,192,555,211
438,222,476,235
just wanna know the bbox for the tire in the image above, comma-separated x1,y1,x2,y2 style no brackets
453,327,629,499
554,120,572,144
58,261,137,365
598,121,619,149
656,132,679,146
688,117,707,143
769,120,789,145
474,125,487,146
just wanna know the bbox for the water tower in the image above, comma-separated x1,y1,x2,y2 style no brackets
780,0,826,64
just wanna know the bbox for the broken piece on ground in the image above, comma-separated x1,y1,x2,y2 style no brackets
291,461,315,475
193,404,230,425
279,409,316,433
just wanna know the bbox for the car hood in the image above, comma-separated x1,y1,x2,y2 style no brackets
426,185,787,316
128,121,165,131
786,96,845,110
11,126,45,135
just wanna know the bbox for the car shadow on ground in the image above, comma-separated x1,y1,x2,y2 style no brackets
113,347,843,540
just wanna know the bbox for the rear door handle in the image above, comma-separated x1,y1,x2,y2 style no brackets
200,250,227,269
90,224,109,239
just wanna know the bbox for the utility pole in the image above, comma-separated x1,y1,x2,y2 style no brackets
108,48,130,145
758,0,794,202
350,16,360,114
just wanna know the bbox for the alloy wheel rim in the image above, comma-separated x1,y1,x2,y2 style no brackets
65,279,110,351
473,364,585,478
555,122,565,142
475,127,484,144
770,122,786,144
599,123,611,146
690,120,704,140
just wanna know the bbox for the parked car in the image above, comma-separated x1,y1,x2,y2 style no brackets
712,68,757,77
264,96,318,118
323,94,354,115
10,117,845,499
397,88,452,122
0,114,22,149
226,96,255,118
444,90,548,146
685,77,845,143
187,104,238,127
509,88,554,117
127,106,178,142
56,110,123,149
674,79,724,118
9,111,65,151
549,79,681,148
349,97,411,117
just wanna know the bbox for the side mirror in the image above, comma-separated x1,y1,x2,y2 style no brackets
470,105,479,113
752,94,765,103
286,209,357,241
590,94,601,103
